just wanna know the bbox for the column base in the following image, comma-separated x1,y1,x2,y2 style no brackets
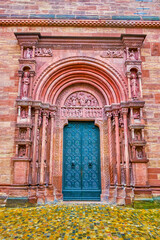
108,186,117,204
116,186,126,205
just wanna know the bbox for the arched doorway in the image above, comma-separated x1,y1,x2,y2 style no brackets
13,33,150,204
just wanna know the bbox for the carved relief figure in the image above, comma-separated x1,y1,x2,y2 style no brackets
100,49,123,58
19,146,26,157
21,108,27,118
130,72,139,99
35,48,52,57
65,91,99,107
133,109,140,119
24,48,32,59
19,128,27,139
134,130,141,141
22,71,30,98
129,50,136,61
136,147,143,159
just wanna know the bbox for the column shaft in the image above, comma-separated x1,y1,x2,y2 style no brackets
32,109,39,184
123,109,130,186
40,112,47,185
107,113,114,185
49,113,55,185
115,114,121,185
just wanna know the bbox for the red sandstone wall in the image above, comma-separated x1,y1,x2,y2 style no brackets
0,25,160,187
0,0,159,19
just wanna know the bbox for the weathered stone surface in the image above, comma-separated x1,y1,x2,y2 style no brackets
0,1,160,202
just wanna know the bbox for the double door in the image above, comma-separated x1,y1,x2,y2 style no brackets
63,121,101,201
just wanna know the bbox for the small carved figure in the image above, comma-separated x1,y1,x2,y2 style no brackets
24,48,32,59
136,148,143,159
129,50,136,61
19,146,26,157
87,97,91,106
130,72,139,99
22,71,30,98
21,108,27,118
20,129,27,139
133,109,140,119
135,130,141,140
79,93,86,106
71,95,76,106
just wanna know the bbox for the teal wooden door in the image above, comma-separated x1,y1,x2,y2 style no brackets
63,121,101,201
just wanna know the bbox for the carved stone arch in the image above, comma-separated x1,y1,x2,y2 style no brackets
32,56,128,104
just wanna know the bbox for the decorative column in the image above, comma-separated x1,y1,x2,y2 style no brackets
107,112,114,186
114,110,121,185
40,111,47,185
29,71,35,99
18,71,23,99
138,72,142,98
122,108,130,187
21,46,24,58
49,111,55,185
32,109,39,185
126,72,131,99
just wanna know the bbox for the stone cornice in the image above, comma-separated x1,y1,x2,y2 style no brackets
0,19,160,28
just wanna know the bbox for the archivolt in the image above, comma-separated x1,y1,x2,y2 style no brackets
32,56,128,105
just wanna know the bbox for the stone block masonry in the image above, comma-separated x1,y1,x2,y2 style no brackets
0,0,159,20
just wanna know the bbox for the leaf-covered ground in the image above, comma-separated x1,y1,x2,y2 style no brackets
0,204,160,239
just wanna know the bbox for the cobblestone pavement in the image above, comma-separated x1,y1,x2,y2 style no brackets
0,203,160,239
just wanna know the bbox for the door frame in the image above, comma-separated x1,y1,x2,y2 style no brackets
61,119,106,201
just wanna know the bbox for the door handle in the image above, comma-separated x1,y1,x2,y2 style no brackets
71,161,75,168
88,161,92,168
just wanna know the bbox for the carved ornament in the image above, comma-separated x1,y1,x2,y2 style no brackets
35,48,52,57
65,91,99,107
18,145,26,157
1,19,160,28
61,107,103,119
100,49,124,58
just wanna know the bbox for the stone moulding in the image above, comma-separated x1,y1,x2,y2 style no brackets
0,19,160,28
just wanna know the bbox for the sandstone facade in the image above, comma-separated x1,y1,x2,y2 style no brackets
0,0,160,204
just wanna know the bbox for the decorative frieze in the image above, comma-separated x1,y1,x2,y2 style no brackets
61,107,103,119
100,49,124,58
35,48,52,57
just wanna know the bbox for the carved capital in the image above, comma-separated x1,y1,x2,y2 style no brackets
113,110,119,118
121,108,128,115
34,109,39,115
126,72,131,78
42,110,49,117
50,111,56,118
106,112,112,118
29,71,36,77
137,71,142,77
